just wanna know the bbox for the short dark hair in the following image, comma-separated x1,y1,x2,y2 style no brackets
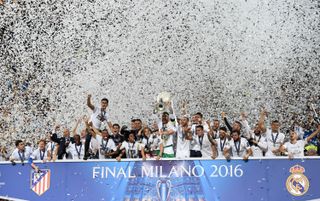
74,134,81,138
232,130,240,136
113,123,120,128
15,140,23,147
38,139,46,144
234,121,242,128
213,119,219,122
135,119,142,123
162,112,169,116
272,120,280,124
195,112,203,118
196,125,204,130
101,98,109,103
219,126,227,132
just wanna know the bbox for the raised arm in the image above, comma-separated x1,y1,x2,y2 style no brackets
71,118,82,136
240,112,251,139
50,125,61,143
180,101,188,116
243,148,253,161
221,112,232,132
206,120,217,145
107,122,114,133
156,143,164,160
87,94,95,111
83,117,96,137
258,110,267,133
306,124,320,142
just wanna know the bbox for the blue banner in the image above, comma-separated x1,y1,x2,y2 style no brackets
0,158,320,201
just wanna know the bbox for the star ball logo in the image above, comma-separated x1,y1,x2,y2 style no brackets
286,165,309,196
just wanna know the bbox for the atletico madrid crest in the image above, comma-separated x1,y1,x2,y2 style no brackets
30,169,51,196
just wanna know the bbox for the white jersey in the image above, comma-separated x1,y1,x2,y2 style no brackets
119,141,144,159
190,134,202,151
265,129,285,157
212,130,220,139
46,142,56,157
90,105,110,129
200,134,214,158
148,134,162,152
67,143,85,160
158,122,176,155
283,140,307,158
225,137,251,157
90,135,102,155
25,146,33,157
190,133,212,157
30,148,48,161
141,136,158,151
250,134,268,157
215,138,229,158
175,126,191,159
10,149,31,162
98,137,116,159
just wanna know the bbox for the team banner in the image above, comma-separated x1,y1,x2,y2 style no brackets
0,158,320,201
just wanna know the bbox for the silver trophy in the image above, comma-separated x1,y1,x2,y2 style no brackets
153,92,172,114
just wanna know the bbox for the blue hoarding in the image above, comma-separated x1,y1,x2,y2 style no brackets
0,158,319,201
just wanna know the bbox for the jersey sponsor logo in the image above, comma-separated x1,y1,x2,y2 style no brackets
30,169,51,196
286,165,309,196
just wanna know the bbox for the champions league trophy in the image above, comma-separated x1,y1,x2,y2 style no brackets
153,92,172,114
156,179,172,201
153,92,175,141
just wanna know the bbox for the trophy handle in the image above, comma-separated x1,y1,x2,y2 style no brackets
165,180,172,201
156,180,162,201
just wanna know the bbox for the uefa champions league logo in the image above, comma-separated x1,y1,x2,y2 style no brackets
156,179,172,201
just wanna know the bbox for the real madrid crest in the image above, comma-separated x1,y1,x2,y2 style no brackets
286,165,309,196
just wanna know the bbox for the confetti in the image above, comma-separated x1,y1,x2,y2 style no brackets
0,0,319,152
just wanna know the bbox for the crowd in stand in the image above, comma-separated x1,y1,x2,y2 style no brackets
3,95,320,170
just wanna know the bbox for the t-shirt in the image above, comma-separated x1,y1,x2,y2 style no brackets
119,141,144,159
67,143,85,160
111,133,125,146
250,134,268,157
283,140,307,157
98,136,116,159
158,122,176,155
175,126,191,159
46,142,56,157
90,105,110,129
141,136,156,152
147,134,162,152
10,149,31,162
30,148,48,161
265,129,285,157
225,137,251,157
200,134,214,158
215,138,229,158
